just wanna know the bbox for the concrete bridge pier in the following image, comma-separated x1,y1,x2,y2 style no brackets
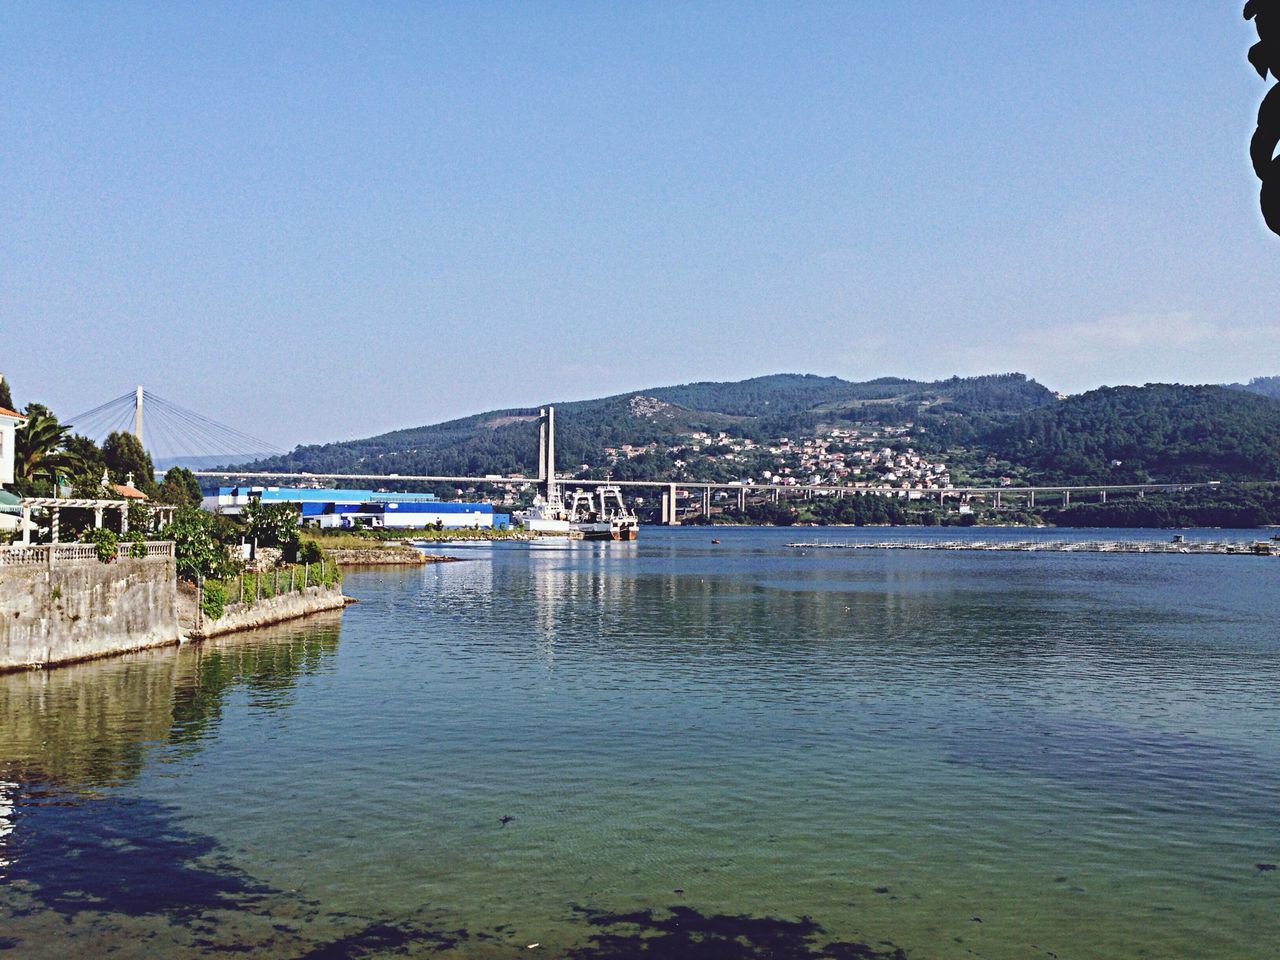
737,488,746,512
661,483,681,526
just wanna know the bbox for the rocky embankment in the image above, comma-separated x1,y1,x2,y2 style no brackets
182,584,352,640
323,545,460,566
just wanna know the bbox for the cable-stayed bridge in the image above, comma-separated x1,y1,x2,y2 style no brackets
67,387,284,471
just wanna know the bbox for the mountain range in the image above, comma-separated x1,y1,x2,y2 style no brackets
237,373,1280,487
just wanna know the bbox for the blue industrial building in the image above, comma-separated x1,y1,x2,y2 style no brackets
205,486,509,530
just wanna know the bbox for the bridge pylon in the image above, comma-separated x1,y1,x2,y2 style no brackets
538,406,559,503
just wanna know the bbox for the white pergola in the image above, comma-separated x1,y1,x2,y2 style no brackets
15,498,178,545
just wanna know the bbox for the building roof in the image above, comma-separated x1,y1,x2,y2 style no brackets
302,499,492,516
0,406,25,421
112,483,149,500
234,486,439,504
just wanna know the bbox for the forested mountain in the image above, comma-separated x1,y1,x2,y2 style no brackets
237,373,1053,477
1226,375,1280,401
233,375,1280,486
981,384,1280,483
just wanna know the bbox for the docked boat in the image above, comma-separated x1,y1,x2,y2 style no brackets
565,486,639,541
517,406,637,540
514,493,572,535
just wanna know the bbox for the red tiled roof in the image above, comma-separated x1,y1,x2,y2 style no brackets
0,407,24,420
112,483,149,500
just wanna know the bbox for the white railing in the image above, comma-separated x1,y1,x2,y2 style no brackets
0,541,176,567
129,541,176,559
0,545,51,566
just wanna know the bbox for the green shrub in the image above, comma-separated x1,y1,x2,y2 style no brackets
126,500,151,536
86,527,119,563
127,530,147,558
243,500,301,549
164,506,240,581
201,580,226,621
297,539,324,564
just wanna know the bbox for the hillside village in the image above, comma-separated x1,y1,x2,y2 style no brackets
603,424,953,494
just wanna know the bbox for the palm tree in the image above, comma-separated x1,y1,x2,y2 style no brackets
14,406,85,494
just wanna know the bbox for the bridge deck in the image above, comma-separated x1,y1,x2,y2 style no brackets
190,470,1223,497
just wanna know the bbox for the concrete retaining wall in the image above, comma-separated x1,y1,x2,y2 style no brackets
0,556,180,672
189,585,349,640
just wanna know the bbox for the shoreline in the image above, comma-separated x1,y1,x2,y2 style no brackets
184,584,353,640
322,545,456,566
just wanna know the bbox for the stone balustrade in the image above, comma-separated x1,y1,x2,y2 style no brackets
0,541,175,567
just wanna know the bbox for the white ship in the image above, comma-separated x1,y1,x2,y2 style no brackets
515,406,638,540
515,492,572,535
515,406,572,535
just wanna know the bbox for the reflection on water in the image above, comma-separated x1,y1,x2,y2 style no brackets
0,615,494,956
0,615,342,788
2,528,1279,958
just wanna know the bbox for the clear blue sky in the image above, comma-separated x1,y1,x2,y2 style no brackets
2,2,1277,446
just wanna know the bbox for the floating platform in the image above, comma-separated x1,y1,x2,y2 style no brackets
786,539,1278,556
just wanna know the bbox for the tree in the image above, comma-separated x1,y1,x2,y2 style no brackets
0,376,13,412
242,499,301,550
102,431,157,493
63,434,109,498
158,466,204,507
14,405,84,494
163,506,239,581
1246,0,1280,236
63,434,105,475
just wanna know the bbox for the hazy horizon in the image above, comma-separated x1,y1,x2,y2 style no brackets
4,4,1279,447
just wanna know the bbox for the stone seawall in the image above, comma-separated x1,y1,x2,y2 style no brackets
0,556,180,672
187,585,350,640
324,546,429,565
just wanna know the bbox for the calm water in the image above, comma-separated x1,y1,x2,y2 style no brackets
2,527,1278,958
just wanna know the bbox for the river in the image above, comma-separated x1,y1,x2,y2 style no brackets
1,526,1277,958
